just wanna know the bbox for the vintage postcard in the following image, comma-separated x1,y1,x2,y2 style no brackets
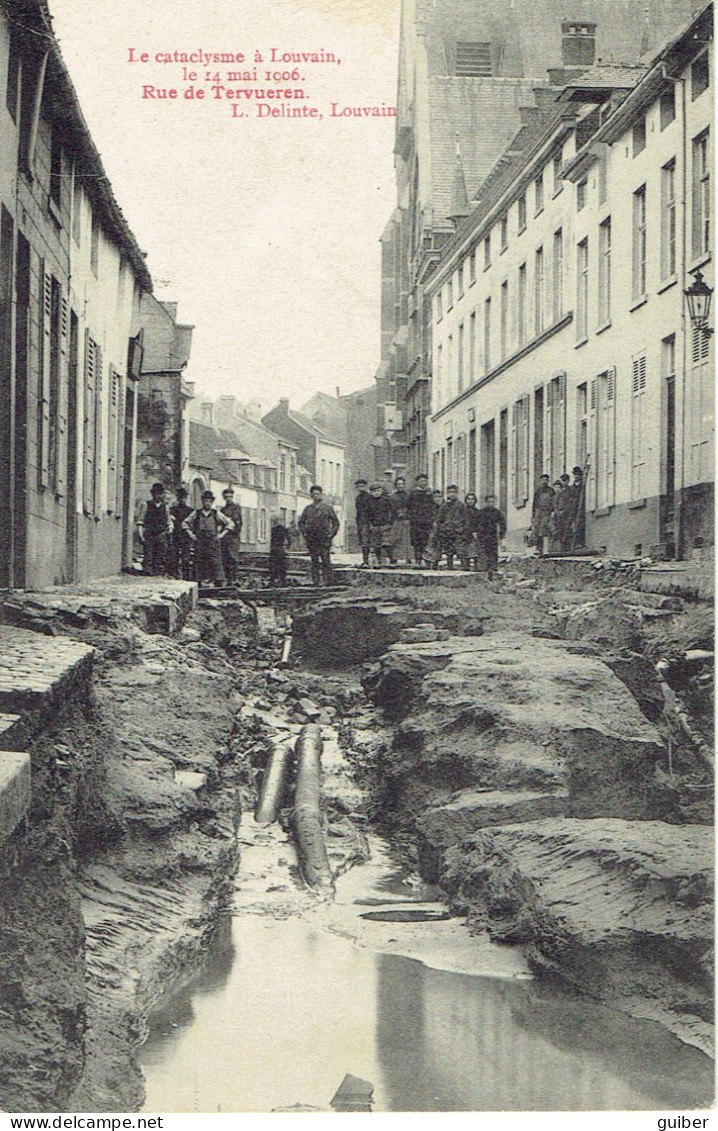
0,0,713,1121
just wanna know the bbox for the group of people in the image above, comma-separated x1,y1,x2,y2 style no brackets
355,474,506,576
530,465,586,556
136,482,244,586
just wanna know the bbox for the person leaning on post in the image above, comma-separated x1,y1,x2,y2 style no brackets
182,490,234,587
298,485,340,586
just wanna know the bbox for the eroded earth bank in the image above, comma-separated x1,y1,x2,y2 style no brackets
0,561,713,1111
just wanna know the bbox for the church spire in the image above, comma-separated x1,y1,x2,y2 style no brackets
448,135,469,226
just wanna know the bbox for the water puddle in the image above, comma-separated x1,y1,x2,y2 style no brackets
140,819,713,1112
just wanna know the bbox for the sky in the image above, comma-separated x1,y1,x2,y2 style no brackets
48,0,400,411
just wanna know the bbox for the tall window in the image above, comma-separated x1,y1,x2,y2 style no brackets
591,369,616,509
577,179,587,211
632,185,647,299
469,249,476,285
598,219,611,325
447,335,454,395
500,281,509,360
692,130,710,258
660,87,675,130
552,151,563,195
576,238,588,340
511,395,530,505
534,247,544,335
436,292,443,321
690,325,713,481
469,311,476,383
447,278,453,309
518,263,527,345
279,454,286,491
552,228,563,322
661,160,677,278
576,382,588,468
631,354,647,498
458,260,465,298
483,234,491,270
534,172,544,215
632,117,646,157
90,213,100,276
518,194,527,232
483,298,491,372
458,322,465,392
691,51,710,100
546,373,566,481
436,343,443,407
500,215,508,252
6,30,19,121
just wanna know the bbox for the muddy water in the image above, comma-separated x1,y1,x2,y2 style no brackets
140,821,713,1113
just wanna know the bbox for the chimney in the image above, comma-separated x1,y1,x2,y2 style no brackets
561,20,596,68
279,397,290,411
201,402,214,428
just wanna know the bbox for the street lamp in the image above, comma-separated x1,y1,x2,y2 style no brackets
684,267,713,336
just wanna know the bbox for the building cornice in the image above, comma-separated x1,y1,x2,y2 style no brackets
431,311,573,422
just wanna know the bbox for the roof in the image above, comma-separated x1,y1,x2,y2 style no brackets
218,417,284,465
16,0,152,290
299,392,349,445
189,421,241,480
562,63,648,100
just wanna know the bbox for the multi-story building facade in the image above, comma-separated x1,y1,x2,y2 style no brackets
0,0,151,587
378,0,701,487
135,296,194,506
426,3,713,559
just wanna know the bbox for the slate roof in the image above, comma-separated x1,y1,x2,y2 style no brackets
189,422,244,479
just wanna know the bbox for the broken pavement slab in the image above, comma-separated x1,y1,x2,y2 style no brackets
0,750,31,843
0,626,95,723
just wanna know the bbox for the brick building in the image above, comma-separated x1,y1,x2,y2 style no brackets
0,0,151,587
135,296,194,507
376,0,701,485
426,4,713,559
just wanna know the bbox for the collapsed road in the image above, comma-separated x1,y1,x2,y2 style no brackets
0,560,713,1112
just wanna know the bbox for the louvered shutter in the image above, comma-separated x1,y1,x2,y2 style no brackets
115,376,126,513
107,368,118,513
544,382,552,478
520,396,530,502
510,402,518,504
39,265,51,488
94,344,103,515
631,356,646,498
557,375,566,476
83,331,95,514
604,368,616,506
587,379,597,510
56,294,68,497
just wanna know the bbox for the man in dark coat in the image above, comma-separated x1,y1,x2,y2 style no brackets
268,518,292,587
567,465,586,549
169,487,194,579
137,482,172,576
434,485,469,570
298,485,340,585
531,474,555,557
354,478,371,568
182,491,234,586
407,474,437,566
390,476,411,565
365,482,396,566
220,487,243,585
475,493,506,578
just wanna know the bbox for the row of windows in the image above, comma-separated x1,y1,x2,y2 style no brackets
319,458,343,497
433,327,711,514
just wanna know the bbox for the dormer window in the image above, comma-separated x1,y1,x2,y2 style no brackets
456,42,492,77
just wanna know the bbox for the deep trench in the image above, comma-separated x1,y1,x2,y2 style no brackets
1,575,713,1113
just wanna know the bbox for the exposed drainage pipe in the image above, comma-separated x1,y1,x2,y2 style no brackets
254,740,294,826
293,724,335,895
279,616,293,667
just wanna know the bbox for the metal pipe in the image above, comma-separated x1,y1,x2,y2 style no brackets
254,740,293,826
293,724,334,894
279,616,293,666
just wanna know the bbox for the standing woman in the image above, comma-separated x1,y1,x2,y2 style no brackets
390,476,412,566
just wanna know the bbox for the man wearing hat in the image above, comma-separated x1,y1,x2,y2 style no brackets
354,478,371,568
531,473,556,557
364,481,395,567
170,486,194,579
136,482,172,576
220,487,243,585
298,485,340,585
182,490,234,586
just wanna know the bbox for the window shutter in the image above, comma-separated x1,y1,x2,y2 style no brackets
83,331,95,514
115,376,125,513
587,378,597,510
557,374,566,476
94,344,103,515
605,368,616,505
107,368,119,513
39,265,52,488
510,402,518,505
56,294,68,497
520,395,530,502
